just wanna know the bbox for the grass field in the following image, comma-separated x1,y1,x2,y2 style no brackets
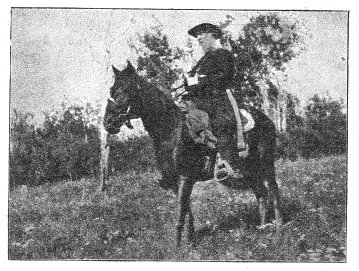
8,155,347,261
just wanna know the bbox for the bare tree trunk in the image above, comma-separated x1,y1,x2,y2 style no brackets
261,86,270,116
99,130,110,192
281,99,287,132
71,11,135,193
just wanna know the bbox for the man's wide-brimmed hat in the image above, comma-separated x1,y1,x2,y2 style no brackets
188,23,222,39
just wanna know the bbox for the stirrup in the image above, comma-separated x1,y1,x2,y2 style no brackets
214,153,244,182
214,153,234,181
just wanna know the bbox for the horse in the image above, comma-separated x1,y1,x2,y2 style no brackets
103,61,282,247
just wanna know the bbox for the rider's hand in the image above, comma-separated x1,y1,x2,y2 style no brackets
185,73,199,86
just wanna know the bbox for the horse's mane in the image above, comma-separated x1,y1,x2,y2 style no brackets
132,74,182,140
137,76,178,111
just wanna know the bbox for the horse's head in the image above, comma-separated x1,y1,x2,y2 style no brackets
103,61,138,134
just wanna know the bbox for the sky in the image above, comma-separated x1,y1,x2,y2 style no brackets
10,9,348,124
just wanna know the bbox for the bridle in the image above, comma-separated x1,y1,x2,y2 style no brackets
107,97,134,129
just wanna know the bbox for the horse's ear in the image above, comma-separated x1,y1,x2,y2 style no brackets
112,65,120,77
126,61,136,74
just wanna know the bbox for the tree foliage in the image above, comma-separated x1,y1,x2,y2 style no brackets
129,13,308,110
9,94,346,188
9,102,158,188
276,94,347,160
10,103,102,188
129,17,184,93
304,95,347,157
227,13,308,105
10,111,38,188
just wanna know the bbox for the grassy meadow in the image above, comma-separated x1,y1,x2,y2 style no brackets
8,155,347,261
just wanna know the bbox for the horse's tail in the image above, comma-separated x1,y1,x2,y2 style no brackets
243,106,277,166
246,106,277,138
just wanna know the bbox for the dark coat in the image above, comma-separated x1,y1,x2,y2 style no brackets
187,48,235,100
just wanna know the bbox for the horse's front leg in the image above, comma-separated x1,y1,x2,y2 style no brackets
176,178,195,247
267,171,282,230
258,196,267,226
187,209,196,245
253,183,268,227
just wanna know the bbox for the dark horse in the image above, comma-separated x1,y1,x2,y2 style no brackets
103,61,281,247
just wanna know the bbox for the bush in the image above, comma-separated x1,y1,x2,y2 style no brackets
9,102,157,188
304,95,347,157
276,132,299,161
10,93,347,188
10,104,101,188
276,94,347,161
109,136,157,174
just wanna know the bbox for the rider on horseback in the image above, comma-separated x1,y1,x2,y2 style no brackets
183,23,246,180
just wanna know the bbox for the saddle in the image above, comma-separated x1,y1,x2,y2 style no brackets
182,101,255,149
184,107,255,181
179,89,255,181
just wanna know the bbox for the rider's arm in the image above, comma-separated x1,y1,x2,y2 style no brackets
186,50,234,98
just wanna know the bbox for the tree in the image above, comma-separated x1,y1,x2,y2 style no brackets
65,10,138,190
9,102,102,188
10,111,38,187
275,92,305,161
129,16,184,95
304,94,347,156
286,92,304,131
44,103,101,182
223,13,308,109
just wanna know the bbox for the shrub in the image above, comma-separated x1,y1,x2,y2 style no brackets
10,103,101,188
109,136,157,173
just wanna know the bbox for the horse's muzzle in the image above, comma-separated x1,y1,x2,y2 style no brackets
104,111,131,134
103,99,135,134
103,102,123,134
104,114,135,135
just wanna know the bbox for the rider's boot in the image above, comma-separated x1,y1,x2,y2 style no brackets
215,136,244,182
196,130,217,176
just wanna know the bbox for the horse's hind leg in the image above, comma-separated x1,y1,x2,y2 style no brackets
176,179,195,247
188,209,196,245
257,130,281,229
267,166,282,228
253,181,268,227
